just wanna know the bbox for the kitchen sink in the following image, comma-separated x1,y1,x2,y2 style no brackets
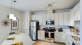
71,36,80,41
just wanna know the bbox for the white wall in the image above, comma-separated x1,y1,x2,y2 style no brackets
80,0,82,45
22,11,32,34
0,5,23,44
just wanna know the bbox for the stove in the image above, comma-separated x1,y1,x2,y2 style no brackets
43,27,56,32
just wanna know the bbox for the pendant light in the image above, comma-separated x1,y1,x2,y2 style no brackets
13,17,16,20
13,0,17,21
9,0,17,20
9,0,15,19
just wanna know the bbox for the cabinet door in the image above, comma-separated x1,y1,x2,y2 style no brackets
66,35,72,45
54,13,59,25
45,14,50,21
42,14,46,25
38,14,43,25
32,15,36,20
55,32,60,42
63,12,69,25
78,10,80,20
35,15,39,21
69,11,75,26
59,34,66,43
49,13,54,20
75,10,80,21
38,31,45,40
59,13,64,25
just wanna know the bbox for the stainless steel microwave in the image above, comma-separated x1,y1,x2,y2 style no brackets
46,20,54,25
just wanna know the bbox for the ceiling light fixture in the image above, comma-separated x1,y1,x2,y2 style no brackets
13,17,16,20
9,0,15,19
13,0,17,21
9,0,17,20
9,14,14,19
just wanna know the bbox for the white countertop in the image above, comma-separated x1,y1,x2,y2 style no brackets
1,33,34,45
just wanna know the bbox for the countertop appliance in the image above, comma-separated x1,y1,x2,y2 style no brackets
58,28,63,32
46,20,54,25
30,21,39,41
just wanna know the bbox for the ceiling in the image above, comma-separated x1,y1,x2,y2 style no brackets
0,0,80,11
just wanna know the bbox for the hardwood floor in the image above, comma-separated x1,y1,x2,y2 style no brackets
33,41,65,45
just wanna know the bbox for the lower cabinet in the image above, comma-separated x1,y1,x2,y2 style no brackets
54,32,66,43
38,30,45,40
59,33,66,43
54,32,60,42
65,35,72,45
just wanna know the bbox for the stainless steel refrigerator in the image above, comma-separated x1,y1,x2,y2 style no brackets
30,21,39,41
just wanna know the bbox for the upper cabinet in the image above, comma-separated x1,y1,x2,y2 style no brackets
74,3,80,21
54,13,59,25
32,15,36,20
42,14,46,25
69,3,80,26
59,13,64,25
31,12,69,26
31,3,80,26
64,12,70,25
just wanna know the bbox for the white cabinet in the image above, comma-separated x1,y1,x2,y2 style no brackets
63,12,69,25
35,15,39,21
32,15,36,20
38,30,45,40
42,14,46,25
32,12,70,26
55,32,66,43
69,2,80,26
45,14,50,21
75,10,80,21
59,33,66,43
69,11,75,26
74,3,80,21
35,14,43,25
49,13,55,20
38,14,43,25
54,13,59,25
55,32,60,42
59,13,64,25
65,35,72,45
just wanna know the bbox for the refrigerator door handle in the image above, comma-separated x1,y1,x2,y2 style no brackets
34,32,36,36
